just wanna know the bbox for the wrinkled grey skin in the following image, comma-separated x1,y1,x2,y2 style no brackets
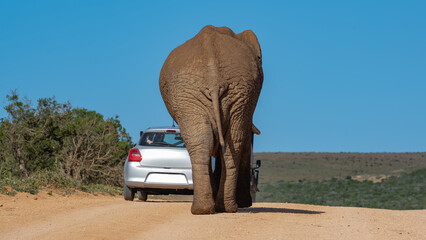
159,25,263,214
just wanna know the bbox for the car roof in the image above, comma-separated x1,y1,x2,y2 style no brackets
143,126,180,133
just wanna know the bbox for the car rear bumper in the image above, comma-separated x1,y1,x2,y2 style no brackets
124,162,193,190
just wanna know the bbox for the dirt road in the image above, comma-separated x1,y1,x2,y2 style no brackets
1,190,424,240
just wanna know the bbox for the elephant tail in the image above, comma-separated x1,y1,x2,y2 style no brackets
212,87,225,153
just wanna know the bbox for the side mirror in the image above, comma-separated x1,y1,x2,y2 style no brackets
140,131,144,136
256,160,261,168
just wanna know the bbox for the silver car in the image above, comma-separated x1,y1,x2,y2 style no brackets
124,126,261,202
124,126,193,201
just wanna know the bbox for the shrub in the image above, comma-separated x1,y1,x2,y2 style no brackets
0,91,133,189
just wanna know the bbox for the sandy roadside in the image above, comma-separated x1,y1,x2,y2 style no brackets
1,191,425,240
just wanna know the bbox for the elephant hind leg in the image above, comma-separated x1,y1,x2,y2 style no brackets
191,160,215,215
236,139,253,208
179,118,216,215
216,119,253,212
215,139,240,213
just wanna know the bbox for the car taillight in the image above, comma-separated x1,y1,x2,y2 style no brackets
128,148,142,162
166,130,176,133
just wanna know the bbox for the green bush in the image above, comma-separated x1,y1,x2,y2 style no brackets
0,92,133,187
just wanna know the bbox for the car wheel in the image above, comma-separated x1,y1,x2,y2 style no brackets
123,183,135,201
250,188,257,203
138,191,148,201
250,174,259,203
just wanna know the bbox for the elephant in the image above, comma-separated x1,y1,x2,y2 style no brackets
159,25,263,214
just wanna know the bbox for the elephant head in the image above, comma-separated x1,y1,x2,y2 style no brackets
159,25,263,214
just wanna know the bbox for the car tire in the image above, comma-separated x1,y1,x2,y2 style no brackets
138,191,148,201
123,183,135,201
250,173,259,203
250,189,257,203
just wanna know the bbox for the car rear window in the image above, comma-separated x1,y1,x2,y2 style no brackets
139,132,185,148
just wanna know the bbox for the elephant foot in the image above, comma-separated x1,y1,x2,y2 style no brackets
225,202,238,213
191,200,215,215
215,203,225,213
237,202,252,208
237,196,252,208
215,201,238,213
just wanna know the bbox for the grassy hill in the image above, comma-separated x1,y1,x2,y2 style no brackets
254,152,426,183
253,152,426,209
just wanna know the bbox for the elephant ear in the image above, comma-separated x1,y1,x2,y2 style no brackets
237,30,262,62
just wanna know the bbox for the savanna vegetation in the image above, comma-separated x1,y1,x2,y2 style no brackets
254,152,426,183
0,92,133,196
258,169,425,210
254,152,426,209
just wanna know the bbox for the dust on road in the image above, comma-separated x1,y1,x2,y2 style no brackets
1,190,424,240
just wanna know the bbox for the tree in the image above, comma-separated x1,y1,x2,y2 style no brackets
1,91,34,177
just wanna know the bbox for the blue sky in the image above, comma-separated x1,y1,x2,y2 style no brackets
1,1,425,152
